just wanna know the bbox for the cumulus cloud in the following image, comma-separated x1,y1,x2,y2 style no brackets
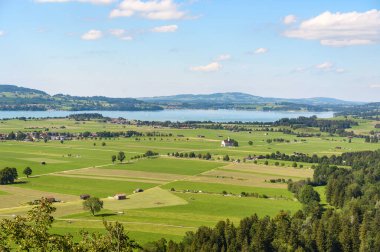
35,0,115,4
152,25,178,32
315,61,345,73
283,15,296,25
215,54,231,61
320,39,374,46
190,62,221,72
190,54,229,73
293,62,345,74
110,0,187,20
284,9,380,47
254,48,268,54
81,30,103,40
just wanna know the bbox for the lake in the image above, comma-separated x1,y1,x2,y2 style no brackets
0,110,335,122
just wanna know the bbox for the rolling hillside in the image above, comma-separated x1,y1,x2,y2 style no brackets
140,92,361,106
0,85,366,112
0,85,162,111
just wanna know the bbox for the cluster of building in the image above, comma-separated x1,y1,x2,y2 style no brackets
0,131,101,142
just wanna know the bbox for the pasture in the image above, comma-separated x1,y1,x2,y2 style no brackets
0,117,379,245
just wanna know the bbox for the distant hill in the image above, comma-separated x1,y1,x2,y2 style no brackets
293,97,361,105
0,85,367,112
0,85,162,111
140,92,362,108
141,92,265,104
0,84,48,95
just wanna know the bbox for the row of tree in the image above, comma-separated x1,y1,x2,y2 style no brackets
257,151,347,166
168,152,212,160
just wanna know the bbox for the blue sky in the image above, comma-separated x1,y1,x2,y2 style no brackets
0,0,379,101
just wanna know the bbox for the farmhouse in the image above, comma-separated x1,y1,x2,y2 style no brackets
221,137,234,147
114,193,127,200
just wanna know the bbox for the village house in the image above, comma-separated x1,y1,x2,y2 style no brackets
221,137,234,147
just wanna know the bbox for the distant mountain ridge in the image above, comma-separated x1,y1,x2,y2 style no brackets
0,85,368,112
140,92,362,106
0,84,48,95
0,84,162,111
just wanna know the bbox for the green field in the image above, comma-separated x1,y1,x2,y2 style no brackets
100,158,225,175
161,181,294,198
0,117,379,246
14,175,158,198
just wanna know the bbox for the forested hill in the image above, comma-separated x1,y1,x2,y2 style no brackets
0,85,163,111
0,85,370,112
0,85,48,95
139,92,365,111
140,92,361,106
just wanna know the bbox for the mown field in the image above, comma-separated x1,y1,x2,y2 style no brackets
0,117,379,245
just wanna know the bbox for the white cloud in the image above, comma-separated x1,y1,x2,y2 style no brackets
284,9,380,47
315,61,345,73
81,30,103,40
35,0,115,4
254,48,268,54
316,61,333,70
320,39,374,46
216,54,231,61
293,62,345,74
369,84,380,88
152,25,178,33
283,15,296,25
110,0,187,20
0,31,4,37
190,54,229,73
190,62,221,72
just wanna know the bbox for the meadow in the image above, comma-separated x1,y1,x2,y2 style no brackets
0,117,379,245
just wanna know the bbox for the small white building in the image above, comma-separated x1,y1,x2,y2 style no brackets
221,137,234,147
